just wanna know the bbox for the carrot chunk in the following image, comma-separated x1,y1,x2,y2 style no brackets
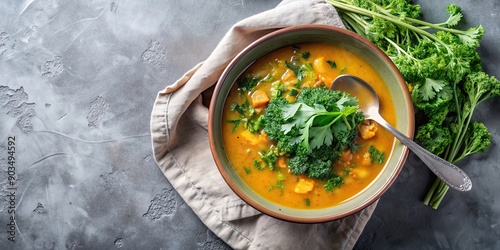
250,90,270,108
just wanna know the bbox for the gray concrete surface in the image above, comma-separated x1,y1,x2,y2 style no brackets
0,0,498,249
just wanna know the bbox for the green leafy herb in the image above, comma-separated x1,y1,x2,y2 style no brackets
305,198,311,206
226,118,244,133
285,60,300,76
327,60,337,68
263,87,365,185
339,66,347,73
230,102,246,115
271,81,287,98
237,76,261,93
324,173,344,192
259,147,278,171
285,61,314,84
280,94,360,152
227,100,263,133
243,167,251,174
302,51,310,59
253,160,265,170
343,167,351,176
368,145,385,164
420,78,445,101
328,0,484,84
248,115,265,133
268,180,284,194
269,172,286,193
328,0,500,208
262,74,274,82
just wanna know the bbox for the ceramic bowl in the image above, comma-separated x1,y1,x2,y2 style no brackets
208,24,414,223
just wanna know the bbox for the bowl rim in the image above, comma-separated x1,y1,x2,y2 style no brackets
208,24,414,223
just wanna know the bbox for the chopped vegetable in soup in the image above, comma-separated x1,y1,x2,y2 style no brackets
222,43,396,209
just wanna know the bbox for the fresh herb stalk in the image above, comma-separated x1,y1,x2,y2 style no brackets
327,0,499,209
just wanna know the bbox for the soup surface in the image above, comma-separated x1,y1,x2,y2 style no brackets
222,43,396,209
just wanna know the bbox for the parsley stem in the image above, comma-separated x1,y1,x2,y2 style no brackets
328,0,447,46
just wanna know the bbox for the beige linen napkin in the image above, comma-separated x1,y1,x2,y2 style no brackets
150,0,377,249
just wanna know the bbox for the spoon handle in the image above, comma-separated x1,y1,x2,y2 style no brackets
371,114,472,192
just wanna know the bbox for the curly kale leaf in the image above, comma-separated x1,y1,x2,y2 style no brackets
415,123,453,155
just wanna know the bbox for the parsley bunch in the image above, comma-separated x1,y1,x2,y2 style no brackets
328,0,500,208
264,87,365,182
281,95,360,153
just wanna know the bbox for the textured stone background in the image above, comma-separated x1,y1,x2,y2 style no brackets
0,0,499,249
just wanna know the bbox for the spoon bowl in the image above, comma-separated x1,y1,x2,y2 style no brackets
331,74,472,192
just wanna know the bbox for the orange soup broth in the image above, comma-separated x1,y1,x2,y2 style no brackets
222,43,396,209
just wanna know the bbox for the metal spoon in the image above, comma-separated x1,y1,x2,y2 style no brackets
331,74,472,192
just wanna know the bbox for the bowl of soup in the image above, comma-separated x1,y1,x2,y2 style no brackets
208,25,414,223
